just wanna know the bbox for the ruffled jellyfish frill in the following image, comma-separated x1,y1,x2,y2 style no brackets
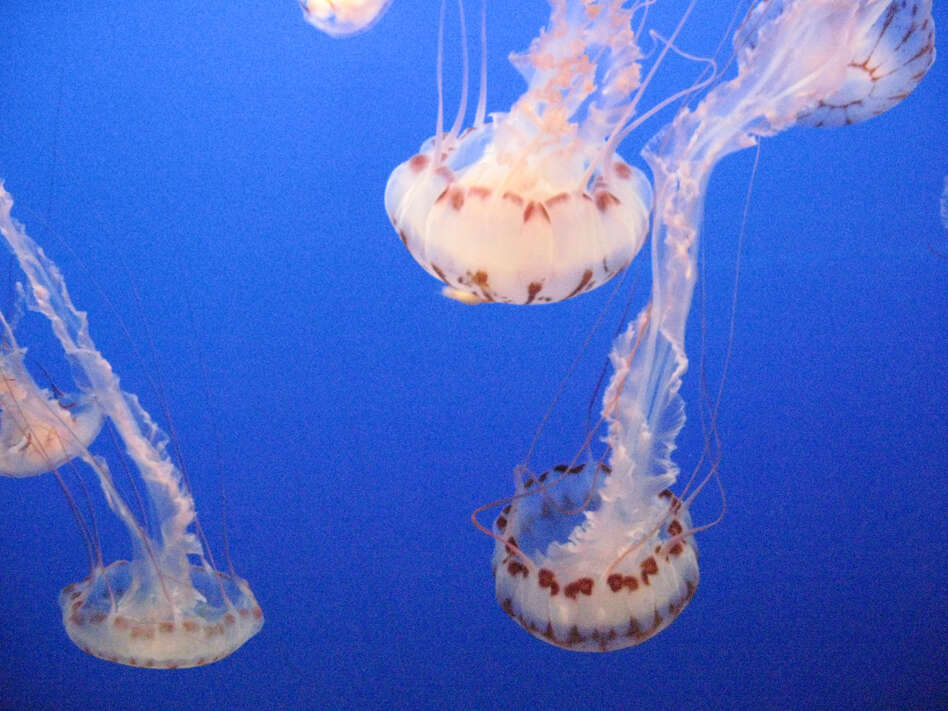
0,185,263,668
490,0,934,651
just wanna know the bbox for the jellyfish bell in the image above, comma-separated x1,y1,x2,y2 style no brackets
0,184,263,668
482,0,934,651
385,1,719,305
299,0,393,38
492,466,699,651
494,491,698,652
61,560,263,669
745,0,935,129
0,322,103,477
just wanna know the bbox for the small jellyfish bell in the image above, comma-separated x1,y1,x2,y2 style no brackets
385,1,710,305
484,0,934,651
0,184,263,668
0,313,102,477
299,0,393,38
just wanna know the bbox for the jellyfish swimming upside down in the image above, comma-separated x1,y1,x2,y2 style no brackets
488,0,934,651
0,184,264,668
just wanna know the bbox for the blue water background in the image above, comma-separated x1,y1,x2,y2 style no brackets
0,3,945,709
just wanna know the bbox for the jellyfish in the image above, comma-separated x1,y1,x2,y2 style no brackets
0,311,103,477
299,0,393,37
385,1,704,305
0,184,263,668
487,0,934,651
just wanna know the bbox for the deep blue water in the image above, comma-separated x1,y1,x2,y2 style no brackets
0,3,945,709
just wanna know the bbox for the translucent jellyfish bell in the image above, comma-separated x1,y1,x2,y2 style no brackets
386,2,682,304
299,0,393,37
0,184,263,668
60,561,262,669
765,0,935,128
0,314,102,477
488,0,934,651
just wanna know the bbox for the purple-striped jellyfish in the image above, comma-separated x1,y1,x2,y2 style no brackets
485,0,934,651
385,1,702,305
0,185,263,668
299,0,393,37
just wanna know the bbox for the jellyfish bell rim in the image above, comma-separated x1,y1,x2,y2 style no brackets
59,560,263,669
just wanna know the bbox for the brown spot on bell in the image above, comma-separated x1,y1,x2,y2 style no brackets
522,201,551,224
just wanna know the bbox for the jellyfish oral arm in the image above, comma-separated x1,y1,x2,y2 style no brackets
643,0,937,343
630,0,938,507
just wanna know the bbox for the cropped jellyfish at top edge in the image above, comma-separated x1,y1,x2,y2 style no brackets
299,0,393,38
0,185,264,669
385,0,716,305
484,0,934,651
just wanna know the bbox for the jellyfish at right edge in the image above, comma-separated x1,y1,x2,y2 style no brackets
0,185,263,668
299,0,393,37
490,0,934,651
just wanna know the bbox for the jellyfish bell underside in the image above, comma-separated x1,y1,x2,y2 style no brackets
299,0,393,38
0,309,104,477
0,373,102,477
493,463,698,652
385,123,652,305
61,561,263,669
741,0,935,129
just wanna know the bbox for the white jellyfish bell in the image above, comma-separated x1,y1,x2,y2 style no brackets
299,0,393,38
0,315,103,478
